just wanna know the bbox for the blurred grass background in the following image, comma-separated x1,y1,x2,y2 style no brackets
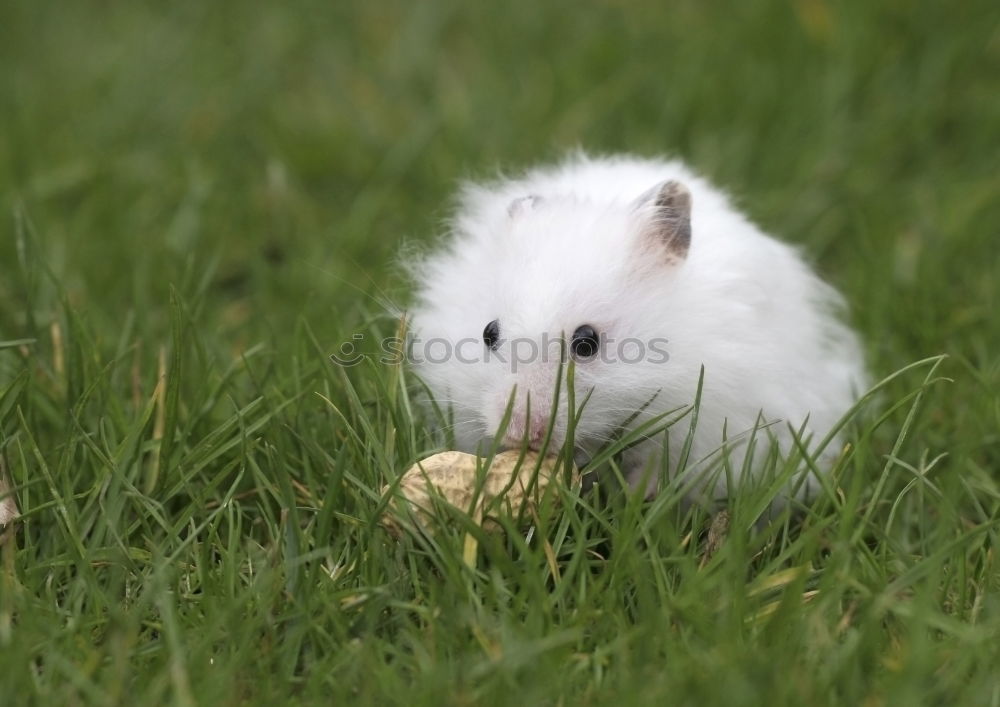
2,1,999,704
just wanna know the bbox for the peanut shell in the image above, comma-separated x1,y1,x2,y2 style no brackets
380,450,577,536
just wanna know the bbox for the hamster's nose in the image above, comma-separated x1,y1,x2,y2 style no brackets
502,410,548,449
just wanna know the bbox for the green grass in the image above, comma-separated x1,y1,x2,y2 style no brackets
2,1,1000,704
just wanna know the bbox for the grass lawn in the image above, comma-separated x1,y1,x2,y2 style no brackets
2,1,999,704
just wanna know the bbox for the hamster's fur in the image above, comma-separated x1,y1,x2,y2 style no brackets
406,153,867,499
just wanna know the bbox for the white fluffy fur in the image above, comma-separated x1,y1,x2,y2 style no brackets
407,153,867,499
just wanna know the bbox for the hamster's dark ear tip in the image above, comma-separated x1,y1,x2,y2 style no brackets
654,180,692,213
507,194,542,218
641,179,692,262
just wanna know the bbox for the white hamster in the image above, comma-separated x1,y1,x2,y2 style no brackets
406,153,867,499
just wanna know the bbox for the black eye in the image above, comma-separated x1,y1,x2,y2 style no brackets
483,319,500,350
570,325,600,359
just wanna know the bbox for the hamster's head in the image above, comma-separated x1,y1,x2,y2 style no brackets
409,179,693,457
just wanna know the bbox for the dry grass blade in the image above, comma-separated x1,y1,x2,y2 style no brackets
0,457,19,527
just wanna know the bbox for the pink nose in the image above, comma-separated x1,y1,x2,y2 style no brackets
503,410,548,448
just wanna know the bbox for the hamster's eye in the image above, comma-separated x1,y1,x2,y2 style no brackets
570,325,600,359
483,319,501,350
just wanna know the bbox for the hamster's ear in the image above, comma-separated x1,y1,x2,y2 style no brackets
633,180,692,262
507,194,542,218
